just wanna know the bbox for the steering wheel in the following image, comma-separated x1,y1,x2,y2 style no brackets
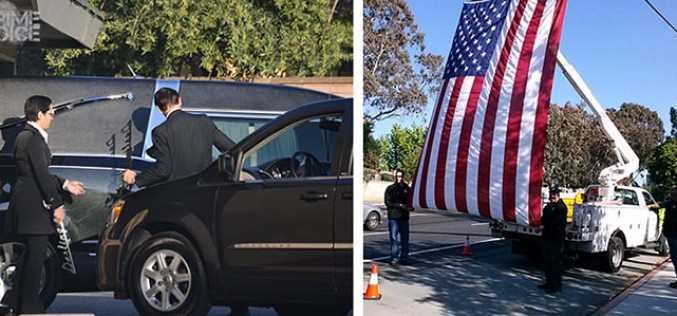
290,151,326,177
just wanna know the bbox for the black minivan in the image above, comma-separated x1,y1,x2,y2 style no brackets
97,98,353,315
0,76,343,309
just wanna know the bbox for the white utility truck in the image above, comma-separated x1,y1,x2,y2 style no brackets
490,52,667,272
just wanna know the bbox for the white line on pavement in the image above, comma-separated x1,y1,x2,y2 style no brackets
471,222,489,226
364,237,503,262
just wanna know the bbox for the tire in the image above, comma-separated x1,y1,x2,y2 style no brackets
364,211,380,231
602,236,624,273
128,232,211,316
275,304,350,316
0,240,59,310
657,234,670,257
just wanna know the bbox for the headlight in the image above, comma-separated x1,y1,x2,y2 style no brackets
109,200,125,225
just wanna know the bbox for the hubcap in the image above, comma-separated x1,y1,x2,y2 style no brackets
367,213,379,229
612,243,622,267
140,249,192,312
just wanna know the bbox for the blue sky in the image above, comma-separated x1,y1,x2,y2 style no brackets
373,0,677,138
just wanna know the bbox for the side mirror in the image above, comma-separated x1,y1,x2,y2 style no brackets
218,154,234,177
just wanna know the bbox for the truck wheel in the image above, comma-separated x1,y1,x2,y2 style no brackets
128,232,211,316
602,236,624,273
0,241,59,310
657,234,670,257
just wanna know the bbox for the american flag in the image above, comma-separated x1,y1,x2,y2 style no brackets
411,0,568,227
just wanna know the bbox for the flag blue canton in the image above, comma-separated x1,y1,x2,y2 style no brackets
444,0,510,78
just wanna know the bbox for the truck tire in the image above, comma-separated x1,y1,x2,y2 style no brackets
602,236,624,273
657,234,670,257
128,232,211,316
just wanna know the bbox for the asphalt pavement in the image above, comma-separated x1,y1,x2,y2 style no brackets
363,209,670,315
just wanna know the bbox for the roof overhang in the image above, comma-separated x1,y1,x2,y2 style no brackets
1,0,103,61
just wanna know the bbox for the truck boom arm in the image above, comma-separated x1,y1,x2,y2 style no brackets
555,52,639,187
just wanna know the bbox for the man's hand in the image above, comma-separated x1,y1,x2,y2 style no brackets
64,180,86,196
54,205,65,224
122,169,136,185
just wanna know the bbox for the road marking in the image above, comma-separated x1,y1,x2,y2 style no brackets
471,222,489,226
364,231,389,236
364,237,503,262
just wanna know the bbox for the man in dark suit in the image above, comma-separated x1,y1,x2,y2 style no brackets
2,96,85,315
121,88,246,315
122,88,235,187
538,187,568,294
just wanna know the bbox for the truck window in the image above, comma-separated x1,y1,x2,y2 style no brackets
615,189,639,206
642,191,656,206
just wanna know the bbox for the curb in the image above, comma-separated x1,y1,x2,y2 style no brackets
590,257,671,316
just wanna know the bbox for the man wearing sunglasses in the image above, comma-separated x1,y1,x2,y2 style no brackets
1,95,85,315
384,169,413,267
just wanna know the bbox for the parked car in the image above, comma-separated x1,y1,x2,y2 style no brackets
0,76,339,309
97,98,353,315
363,203,385,230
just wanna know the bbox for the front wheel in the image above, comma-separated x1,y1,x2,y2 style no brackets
128,232,211,316
0,240,59,310
601,236,624,273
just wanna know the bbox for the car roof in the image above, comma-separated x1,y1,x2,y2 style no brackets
0,77,339,156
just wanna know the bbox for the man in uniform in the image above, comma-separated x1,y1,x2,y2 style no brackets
538,187,567,294
384,169,412,266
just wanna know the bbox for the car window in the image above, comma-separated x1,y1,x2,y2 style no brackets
209,116,272,159
241,113,341,179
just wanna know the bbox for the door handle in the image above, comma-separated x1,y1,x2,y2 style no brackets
341,192,353,200
301,192,328,201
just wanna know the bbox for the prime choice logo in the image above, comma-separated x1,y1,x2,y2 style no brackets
0,10,40,43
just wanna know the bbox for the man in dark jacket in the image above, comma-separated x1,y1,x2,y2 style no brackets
384,169,412,266
2,96,85,314
122,89,248,315
122,88,235,187
538,187,567,294
661,186,677,288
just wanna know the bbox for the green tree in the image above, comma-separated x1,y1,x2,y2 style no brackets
363,0,443,122
364,121,381,176
545,102,663,188
607,103,665,170
383,123,426,179
648,138,677,187
19,0,352,79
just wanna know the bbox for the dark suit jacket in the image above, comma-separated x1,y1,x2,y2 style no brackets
5,124,65,235
135,110,235,187
541,199,568,242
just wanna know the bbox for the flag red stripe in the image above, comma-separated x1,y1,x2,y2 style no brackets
529,0,568,226
454,76,484,213
477,0,528,218
417,78,450,208
502,0,546,223
434,78,465,209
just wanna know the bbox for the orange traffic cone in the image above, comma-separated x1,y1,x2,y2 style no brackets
461,235,472,256
364,264,382,300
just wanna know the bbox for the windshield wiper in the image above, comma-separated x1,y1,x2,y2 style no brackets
0,92,135,129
